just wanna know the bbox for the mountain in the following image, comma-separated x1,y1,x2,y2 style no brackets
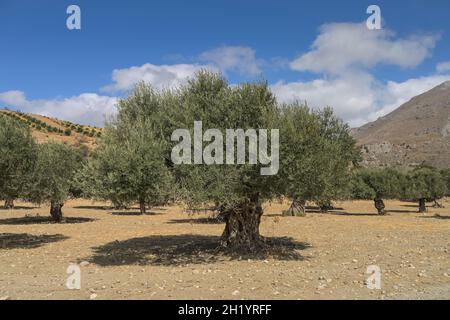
0,109,101,154
352,81,450,168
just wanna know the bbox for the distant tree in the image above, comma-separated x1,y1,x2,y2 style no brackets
349,172,376,200
27,142,82,222
440,168,450,195
278,106,360,216
351,168,404,214
405,167,447,213
0,115,37,208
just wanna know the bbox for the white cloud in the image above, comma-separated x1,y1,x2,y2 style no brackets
0,90,30,107
367,75,450,122
279,22,447,127
0,91,118,127
436,61,450,73
271,74,450,127
290,23,439,75
199,46,262,76
102,63,214,93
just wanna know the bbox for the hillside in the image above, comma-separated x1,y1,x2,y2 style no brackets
0,109,102,153
353,81,450,168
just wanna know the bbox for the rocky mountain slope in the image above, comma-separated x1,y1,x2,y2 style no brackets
352,81,450,168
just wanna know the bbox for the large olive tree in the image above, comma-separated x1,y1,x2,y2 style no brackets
165,72,279,250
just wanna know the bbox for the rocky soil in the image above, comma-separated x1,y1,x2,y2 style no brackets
0,199,449,300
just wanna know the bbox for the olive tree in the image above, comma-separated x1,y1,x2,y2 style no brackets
278,106,360,216
351,168,404,215
438,168,450,207
0,114,37,208
27,142,82,221
87,83,173,213
405,168,447,213
164,72,279,250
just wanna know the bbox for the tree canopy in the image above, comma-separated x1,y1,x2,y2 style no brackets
27,142,82,221
0,114,37,208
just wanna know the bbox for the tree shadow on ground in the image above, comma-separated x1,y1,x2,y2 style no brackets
419,214,450,220
110,211,163,216
305,206,345,211
88,234,310,266
0,233,69,249
388,209,418,213
73,205,111,210
401,204,422,208
167,217,224,224
0,206,38,210
0,216,95,225
322,211,380,217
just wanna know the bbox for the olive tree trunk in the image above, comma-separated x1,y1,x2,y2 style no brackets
139,199,146,215
432,200,444,208
283,199,306,216
419,198,427,213
374,198,386,215
3,199,14,209
319,201,333,213
50,201,64,222
220,195,264,251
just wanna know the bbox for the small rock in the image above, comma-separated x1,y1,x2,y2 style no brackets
0,296,10,300
80,261,90,267
89,293,97,300
232,290,240,296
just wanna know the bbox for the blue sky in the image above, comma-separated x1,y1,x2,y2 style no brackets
1,0,450,127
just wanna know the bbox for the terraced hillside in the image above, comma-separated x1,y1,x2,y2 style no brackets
0,109,102,154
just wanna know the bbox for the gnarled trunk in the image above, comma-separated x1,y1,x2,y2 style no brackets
374,198,386,215
139,199,146,215
319,201,333,213
283,199,306,216
220,195,264,251
50,201,64,222
3,199,14,209
419,198,427,213
432,200,444,208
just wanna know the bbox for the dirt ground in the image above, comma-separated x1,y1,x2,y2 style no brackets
0,198,449,300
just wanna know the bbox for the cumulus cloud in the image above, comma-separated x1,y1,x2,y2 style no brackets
0,91,118,127
0,90,30,107
277,22,447,127
436,61,450,73
290,23,439,75
367,75,450,122
199,46,262,75
271,74,450,127
101,63,215,93
271,73,377,126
